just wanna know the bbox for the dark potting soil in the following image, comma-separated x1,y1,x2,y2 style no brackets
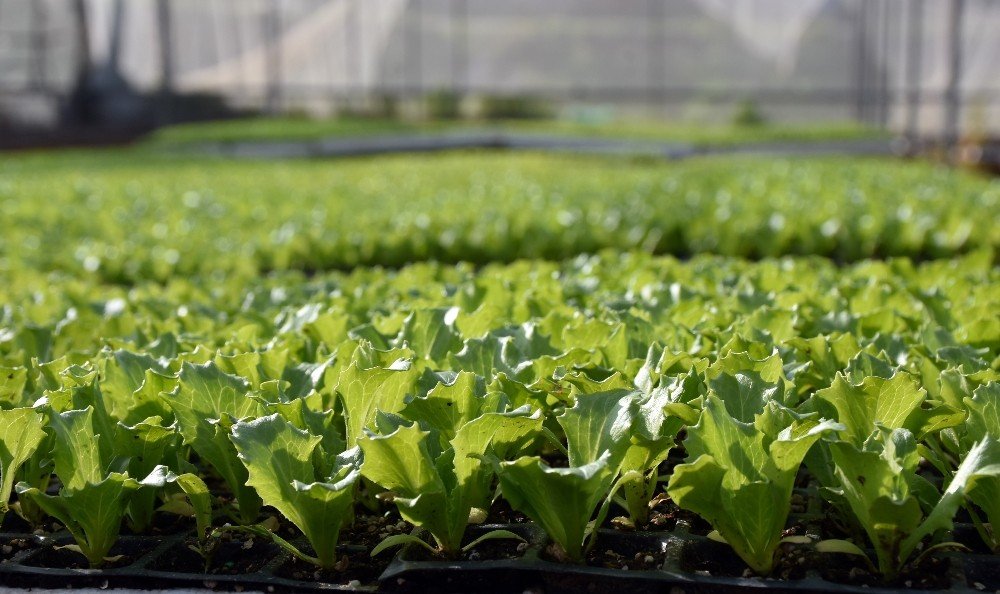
484,499,530,524
145,536,278,575
0,537,33,561
657,450,688,477
677,537,813,580
820,552,952,590
604,495,710,534
339,512,408,550
402,535,528,563
789,491,809,515
586,543,667,571
952,523,995,555
274,549,388,586
23,538,160,570
120,512,195,536
539,452,570,468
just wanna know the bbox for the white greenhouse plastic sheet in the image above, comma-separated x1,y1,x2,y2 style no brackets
2,0,1000,132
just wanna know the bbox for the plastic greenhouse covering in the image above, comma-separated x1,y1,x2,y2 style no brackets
1,0,999,133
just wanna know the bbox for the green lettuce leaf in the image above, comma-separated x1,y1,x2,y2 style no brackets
830,426,1000,580
360,407,541,555
17,473,141,567
14,406,166,567
816,372,926,446
115,416,180,532
335,344,420,446
231,414,361,568
617,373,699,525
167,361,264,523
394,307,463,363
667,394,841,574
0,407,47,524
959,383,1000,551
493,389,638,561
496,453,615,562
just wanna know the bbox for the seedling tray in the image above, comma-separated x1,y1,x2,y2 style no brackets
383,522,999,594
0,531,373,592
2,523,998,594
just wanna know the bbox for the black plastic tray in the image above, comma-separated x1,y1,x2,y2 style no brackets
383,521,1000,594
1,523,997,593
0,531,371,592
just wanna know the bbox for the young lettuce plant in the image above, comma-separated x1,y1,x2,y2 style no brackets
116,416,182,533
814,371,962,475
0,407,47,525
910,381,1000,553
157,471,216,568
359,375,542,558
38,369,184,533
15,407,170,567
334,342,420,447
563,360,701,528
807,370,963,527
814,371,956,449
961,382,1000,551
617,353,703,527
167,361,266,524
231,414,361,570
666,393,841,575
827,426,1000,581
493,389,635,563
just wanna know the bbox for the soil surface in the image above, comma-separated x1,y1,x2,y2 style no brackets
821,553,951,590
485,499,530,524
339,511,408,550
678,537,813,580
274,549,388,586
605,495,709,534
586,545,667,571
0,536,34,561
145,533,277,575
22,538,160,570
403,534,528,563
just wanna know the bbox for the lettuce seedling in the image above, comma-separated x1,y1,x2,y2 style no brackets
617,365,701,526
157,471,215,568
498,452,616,562
167,361,265,524
97,349,174,424
667,394,841,575
37,371,183,533
231,414,361,569
815,372,931,447
812,370,965,528
495,390,634,562
15,407,168,567
923,382,1000,552
360,402,542,557
0,407,47,525
115,416,181,532
962,383,1000,550
334,343,420,447
829,426,1000,581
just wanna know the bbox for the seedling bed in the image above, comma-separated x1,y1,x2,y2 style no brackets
2,521,998,594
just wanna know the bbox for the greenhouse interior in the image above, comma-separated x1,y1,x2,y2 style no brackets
0,1,999,593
